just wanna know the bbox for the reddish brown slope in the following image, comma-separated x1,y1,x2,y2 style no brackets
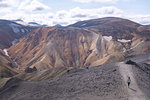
8,27,57,70
7,27,129,70
0,49,18,78
8,18,150,71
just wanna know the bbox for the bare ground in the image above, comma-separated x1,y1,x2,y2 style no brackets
117,62,148,100
0,53,150,100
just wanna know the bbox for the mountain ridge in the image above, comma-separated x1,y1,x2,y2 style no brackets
7,17,150,71
0,19,36,49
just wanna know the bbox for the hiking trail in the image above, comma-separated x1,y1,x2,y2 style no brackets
117,62,147,100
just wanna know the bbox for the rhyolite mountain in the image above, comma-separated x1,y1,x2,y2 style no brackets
7,17,150,71
0,19,36,49
0,19,36,78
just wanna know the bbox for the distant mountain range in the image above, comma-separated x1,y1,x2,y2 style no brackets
12,19,48,27
4,17,149,71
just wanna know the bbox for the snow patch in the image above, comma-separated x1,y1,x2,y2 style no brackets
81,23,87,26
21,29,25,33
9,23,21,34
103,36,112,41
123,47,126,52
118,39,131,43
3,49,9,56
25,29,29,32
12,39,18,45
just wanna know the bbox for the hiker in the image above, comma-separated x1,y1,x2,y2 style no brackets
127,76,131,87
67,69,70,73
86,66,89,69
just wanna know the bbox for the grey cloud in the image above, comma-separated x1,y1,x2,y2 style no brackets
105,10,114,14
33,7,45,11
0,3,9,8
53,21,68,26
140,21,150,25
57,13,67,19
72,14,87,18
49,16,53,18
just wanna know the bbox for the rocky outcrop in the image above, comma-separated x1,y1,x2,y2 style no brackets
25,66,37,73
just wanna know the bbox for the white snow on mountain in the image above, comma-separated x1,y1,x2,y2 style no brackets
118,39,131,43
25,29,29,32
12,39,18,45
81,23,87,26
21,29,25,33
103,36,112,41
9,23,21,34
9,23,29,34
3,49,9,56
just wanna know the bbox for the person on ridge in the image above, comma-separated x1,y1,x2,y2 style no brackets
127,76,131,87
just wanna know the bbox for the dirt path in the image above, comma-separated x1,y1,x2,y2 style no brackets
117,62,147,100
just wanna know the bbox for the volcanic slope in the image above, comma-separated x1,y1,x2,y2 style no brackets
8,26,127,70
69,17,150,38
0,53,149,100
8,17,150,71
0,49,18,79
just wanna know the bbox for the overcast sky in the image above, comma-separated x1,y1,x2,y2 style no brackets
0,0,150,26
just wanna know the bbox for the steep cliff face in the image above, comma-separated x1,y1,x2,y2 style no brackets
8,17,150,71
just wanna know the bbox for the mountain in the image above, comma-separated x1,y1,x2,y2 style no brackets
11,19,24,22
0,53,150,100
12,19,29,26
0,19,35,49
28,22,48,27
13,19,48,27
0,19,36,78
7,17,150,71
54,24,62,27
69,17,150,39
